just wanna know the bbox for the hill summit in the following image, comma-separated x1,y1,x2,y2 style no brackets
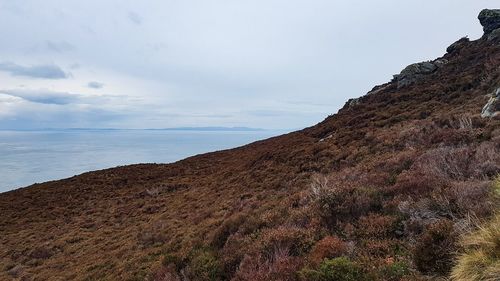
1,9,499,281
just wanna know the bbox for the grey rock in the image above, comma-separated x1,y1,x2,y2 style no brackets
481,87,500,118
395,61,438,88
345,97,360,107
367,83,392,95
434,59,449,67
446,37,470,54
487,28,500,41
478,9,500,35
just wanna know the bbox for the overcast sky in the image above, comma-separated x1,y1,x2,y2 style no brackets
0,1,496,129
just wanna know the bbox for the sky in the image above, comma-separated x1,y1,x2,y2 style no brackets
0,1,496,130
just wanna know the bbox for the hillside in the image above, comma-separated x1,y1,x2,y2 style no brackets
1,10,499,281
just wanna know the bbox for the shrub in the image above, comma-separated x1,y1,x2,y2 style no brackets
310,175,379,227
211,214,246,249
413,219,458,275
380,261,410,281
362,239,394,257
393,146,475,196
450,214,500,281
220,233,253,276
259,226,314,257
151,263,181,281
161,254,185,272
469,142,500,178
356,214,397,238
233,247,302,281
299,257,367,281
308,236,349,266
184,248,223,281
433,180,495,218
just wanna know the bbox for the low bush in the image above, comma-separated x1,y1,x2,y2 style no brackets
413,219,458,275
362,239,394,257
380,261,410,281
211,214,246,249
259,225,314,257
356,214,397,238
433,180,495,218
184,248,224,281
308,236,349,266
233,247,302,281
310,175,380,228
299,257,367,281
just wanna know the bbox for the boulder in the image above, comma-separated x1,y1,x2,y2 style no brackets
394,61,438,88
345,97,360,108
481,87,500,118
478,9,500,35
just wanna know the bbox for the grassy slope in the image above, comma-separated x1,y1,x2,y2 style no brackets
0,37,499,280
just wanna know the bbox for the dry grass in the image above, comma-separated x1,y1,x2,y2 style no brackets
451,213,500,281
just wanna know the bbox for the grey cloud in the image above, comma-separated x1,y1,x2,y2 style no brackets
0,89,80,105
88,81,104,89
128,12,142,25
46,41,75,53
0,62,68,79
0,89,129,107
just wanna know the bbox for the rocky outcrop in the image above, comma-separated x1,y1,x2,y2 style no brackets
447,37,470,53
487,28,500,41
394,61,440,88
478,9,500,35
481,87,500,118
393,58,449,89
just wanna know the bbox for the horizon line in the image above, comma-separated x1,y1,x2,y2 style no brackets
0,126,295,132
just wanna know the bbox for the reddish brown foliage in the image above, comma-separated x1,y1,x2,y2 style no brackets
307,236,349,266
413,219,459,274
232,248,302,281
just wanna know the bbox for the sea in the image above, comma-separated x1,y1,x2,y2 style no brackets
0,129,286,193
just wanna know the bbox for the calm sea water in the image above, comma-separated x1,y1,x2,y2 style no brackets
0,129,285,192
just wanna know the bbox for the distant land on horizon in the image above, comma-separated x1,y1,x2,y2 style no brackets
0,126,275,132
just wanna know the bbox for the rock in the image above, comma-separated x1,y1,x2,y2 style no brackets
478,9,500,35
434,58,449,67
367,83,392,95
395,61,438,88
345,97,360,108
481,87,500,118
487,28,500,41
446,37,470,54
319,134,333,142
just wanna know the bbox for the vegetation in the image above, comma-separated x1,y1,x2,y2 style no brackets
299,257,367,281
450,178,500,281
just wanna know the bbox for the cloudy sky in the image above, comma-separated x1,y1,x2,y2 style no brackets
0,1,496,129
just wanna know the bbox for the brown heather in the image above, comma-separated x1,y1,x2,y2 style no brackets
1,25,500,281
